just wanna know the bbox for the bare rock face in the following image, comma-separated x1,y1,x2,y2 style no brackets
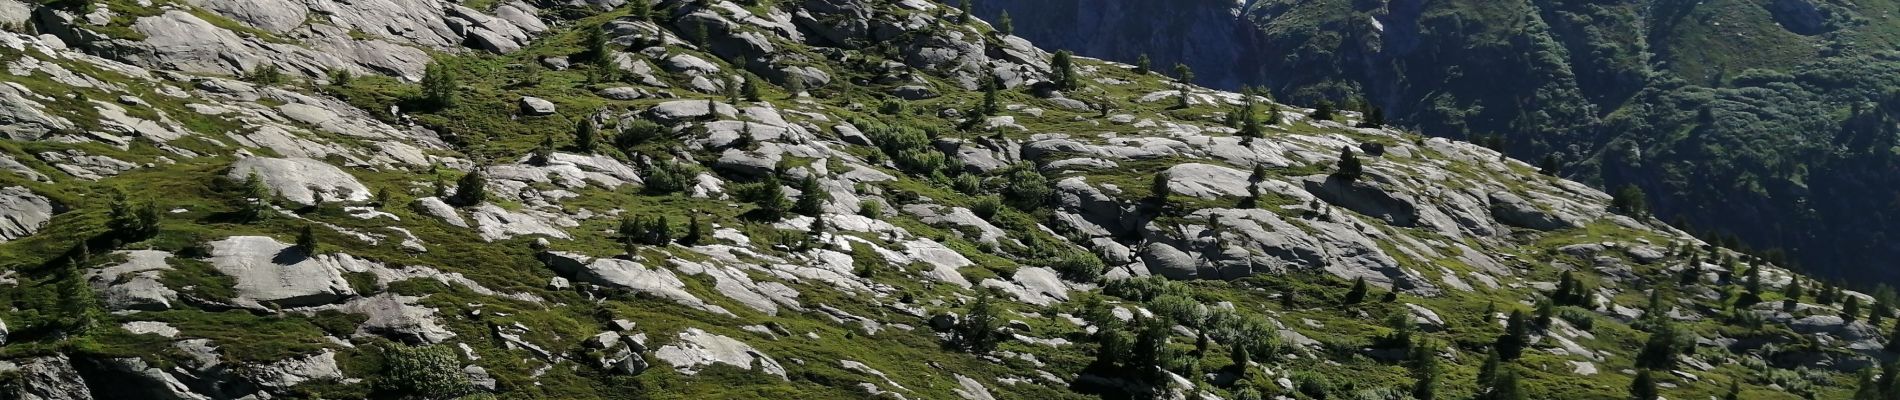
653,328,786,379
207,236,358,309
226,157,372,206
341,293,456,344
0,355,93,400
0,186,56,243
88,250,180,311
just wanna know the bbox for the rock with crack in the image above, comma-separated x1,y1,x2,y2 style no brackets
1160,163,1253,199
544,252,733,316
0,186,56,243
207,236,359,309
980,267,1072,306
903,204,1010,246
469,203,574,242
653,328,786,379
519,96,557,115
0,82,75,141
239,350,343,390
670,259,801,316
1488,191,1581,231
87,250,180,311
340,293,456,344
0,355,91,400
226,157,372,206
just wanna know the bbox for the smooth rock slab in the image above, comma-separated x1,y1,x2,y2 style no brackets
226,158,371,206
0,186,55,243
208,236,358,309
88,250,180,311
653,328,785,379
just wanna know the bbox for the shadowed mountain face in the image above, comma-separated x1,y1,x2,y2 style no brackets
975,0,1900,286
0,0,1893,399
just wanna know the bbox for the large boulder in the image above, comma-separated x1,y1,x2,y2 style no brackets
653,328,786,379
226,158,372,206
1488,191,1580,230
341,293,456,345
1302,175,1423,227
544,252,732,316
1162,163,1252,199
0,355,91,400
0,82,74,141
87,250,180,311
0,186,56,243
207,236,358,309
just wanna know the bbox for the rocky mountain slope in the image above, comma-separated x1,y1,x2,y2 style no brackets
971,0,1900,287
0,0,1887,399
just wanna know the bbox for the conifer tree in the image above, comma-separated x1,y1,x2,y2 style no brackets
1497,309,1529,360
1051,51,1080,91
1409,340,1439,400
794,175,827,217
1311,100,1336,121
296,225,319,255
452,169,488,207
1345,277,1369,304
1631,369,1659,400
960,288,1001,353
420,61,458,110
1335,146,1364,182
1135,53,1151,75
575,118,599,153
996,10,1013,36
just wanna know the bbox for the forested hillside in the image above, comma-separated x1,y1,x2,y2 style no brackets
0,0,1892,399
973,0,1900,287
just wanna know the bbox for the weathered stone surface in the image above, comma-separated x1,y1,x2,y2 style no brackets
208,236,358,309
653,328,786,379
0,82,74,141
88,250,179,311
1489,191,1579,230
470,203,572,242
0,355,92,400
545,252,732,316
241,350,343,390
226,157,372,206
341,293,456,344
0,186,56,243
519,96,557,115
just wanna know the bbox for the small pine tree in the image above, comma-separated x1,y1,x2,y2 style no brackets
1724,380,1742,400
1409,341,1439,400
1334,146,1364,182
1150,171,1172,205
1051,51,1080,91
793,175,827,217
420,61,458,110
995,10,1013,36
240,171,272,221
1847,295,1863,322
296,225,319,255
1311,100,1337,121
1497,309,1529,360
585,23,610,62
1174,63,1194,83
1345,277,1369,304
1611,184,1648,217
575,118,599,153
1631,369,1658,400
741,77,761,101
1539,154,1561,176
1486,369,1524,400
785,75,806,98
1135,53,1151,75
1477,348,1501,388
960,288,1002,353
452,169,487,207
